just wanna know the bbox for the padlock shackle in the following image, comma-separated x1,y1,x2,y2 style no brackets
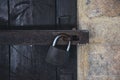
52,34,71,52
66,41,71,52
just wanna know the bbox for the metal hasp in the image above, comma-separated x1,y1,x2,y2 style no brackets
0,30,89,45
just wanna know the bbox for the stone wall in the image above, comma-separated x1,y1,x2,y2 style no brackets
77,0,120,80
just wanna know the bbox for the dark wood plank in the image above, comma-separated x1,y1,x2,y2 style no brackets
9,1,42,80
0,0,8,26
56,0,77,26
0,30,89,45
32,0,55,25
32,45,56,80
10,45,34,80
10,0,33,25
57,46,77,80
10,45,57,80
0,45,9,80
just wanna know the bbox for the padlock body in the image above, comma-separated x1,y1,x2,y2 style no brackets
46,46,69,65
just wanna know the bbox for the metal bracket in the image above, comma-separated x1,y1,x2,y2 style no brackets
0,30,89,45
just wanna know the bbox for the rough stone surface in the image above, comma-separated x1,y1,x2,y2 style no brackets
86,0,120,17
77,0,120,80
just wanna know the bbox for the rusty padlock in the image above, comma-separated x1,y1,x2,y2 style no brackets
46,34,71,66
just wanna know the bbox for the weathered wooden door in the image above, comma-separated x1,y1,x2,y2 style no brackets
0,0,77,80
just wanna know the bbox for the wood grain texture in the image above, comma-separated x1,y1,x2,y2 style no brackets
0,45,9,80
10,45,33,80
56,0,77,26
10,0,33,25
32,0,55,25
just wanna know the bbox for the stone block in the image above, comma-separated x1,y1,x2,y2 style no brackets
79,17,120,45
86,0,120,17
